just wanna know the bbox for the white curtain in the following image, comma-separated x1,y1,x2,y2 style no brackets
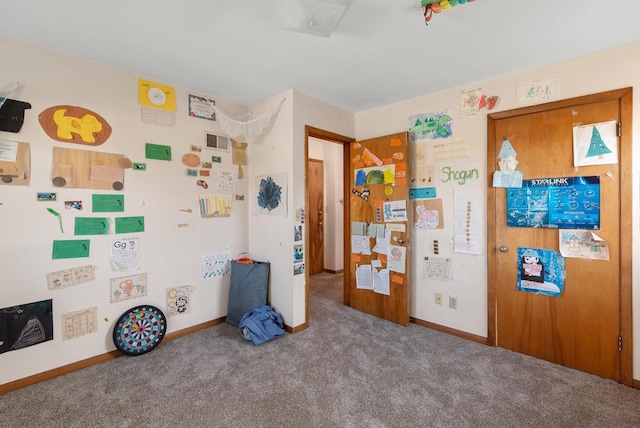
213,98,285,143
0,82,20,109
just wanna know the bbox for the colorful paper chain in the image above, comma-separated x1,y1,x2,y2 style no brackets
422,0,475,26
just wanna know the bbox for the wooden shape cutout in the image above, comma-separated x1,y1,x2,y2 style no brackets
51,146,131,190
39,105,112,146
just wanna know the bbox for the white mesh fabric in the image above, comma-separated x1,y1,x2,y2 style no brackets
213,98,285,143
0,82,20,109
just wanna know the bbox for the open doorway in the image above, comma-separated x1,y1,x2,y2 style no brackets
308,138,343,275
304,126,354,326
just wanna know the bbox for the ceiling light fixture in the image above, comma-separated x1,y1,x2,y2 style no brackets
282,0,352,38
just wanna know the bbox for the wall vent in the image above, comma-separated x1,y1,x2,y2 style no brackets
205,132,230,151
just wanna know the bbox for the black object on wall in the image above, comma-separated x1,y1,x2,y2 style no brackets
0,99,31,133
0,299,54,354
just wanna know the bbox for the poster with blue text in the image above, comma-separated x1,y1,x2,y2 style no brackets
517,248,565,297
507,176,600,229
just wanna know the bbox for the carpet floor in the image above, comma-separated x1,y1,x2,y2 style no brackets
0,272,638,427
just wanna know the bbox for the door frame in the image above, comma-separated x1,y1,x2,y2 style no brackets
486,88,633,386
304,126,355,327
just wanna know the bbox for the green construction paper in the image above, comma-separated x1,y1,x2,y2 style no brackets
145,143,172,161
74,217,109,235
92,194,124,212
47,208,64,233
52,239,90,259
115,216,145,234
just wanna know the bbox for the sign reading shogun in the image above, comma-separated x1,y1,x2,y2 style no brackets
507,176,600,229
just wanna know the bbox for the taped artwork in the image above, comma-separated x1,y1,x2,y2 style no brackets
110,273,148,303
39,105,112,145
517,247,565,297
201,250,231,279
408,109,452,140
51,146,132,191
167,286,191,316
47,265,95,290
255,173,287,216
0,299,53,354
62,307,98,341
414,199,444,230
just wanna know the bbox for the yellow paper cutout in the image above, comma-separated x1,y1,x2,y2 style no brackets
383,168,395,184
138,78,176,112
53,109,103,143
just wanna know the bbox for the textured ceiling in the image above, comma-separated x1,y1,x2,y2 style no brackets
2,1,640,113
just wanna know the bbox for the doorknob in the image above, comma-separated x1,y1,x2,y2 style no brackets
397,239,405,244
499,246,508,252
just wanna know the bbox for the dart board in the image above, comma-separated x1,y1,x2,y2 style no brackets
113,305,166,356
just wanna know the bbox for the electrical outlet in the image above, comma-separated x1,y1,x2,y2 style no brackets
435,293,442,305
449,296,457,309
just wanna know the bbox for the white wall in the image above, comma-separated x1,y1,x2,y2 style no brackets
323,141,344,272
246,92,295,325
0,36,248,385
247,91,352,328
308,137,344,273
354,41,640,380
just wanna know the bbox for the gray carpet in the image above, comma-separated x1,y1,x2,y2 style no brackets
1,272,638,428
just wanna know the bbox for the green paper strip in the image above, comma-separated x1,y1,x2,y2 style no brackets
52,240,90,259
145,143,172,161
74,217,109,235
115,216,145,234
92,194,124,212
47,208,64,233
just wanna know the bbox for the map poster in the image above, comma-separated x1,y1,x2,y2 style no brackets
507,176,600,229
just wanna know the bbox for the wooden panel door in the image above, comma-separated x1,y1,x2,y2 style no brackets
488,92,631,381
348,132,410,326
308,159,324,275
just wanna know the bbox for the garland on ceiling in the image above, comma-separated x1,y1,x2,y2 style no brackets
422,0,475,26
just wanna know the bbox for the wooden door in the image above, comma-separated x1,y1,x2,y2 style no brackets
308,159,324,275
348,132,410,326
487,89,633,382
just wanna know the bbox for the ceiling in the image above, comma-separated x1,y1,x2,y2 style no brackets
2,1,640,113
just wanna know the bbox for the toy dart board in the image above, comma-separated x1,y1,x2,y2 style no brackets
113,305,166,356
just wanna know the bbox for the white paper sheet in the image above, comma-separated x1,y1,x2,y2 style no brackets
373,268,390,295
383,200,408,222
111,237,140,271
559,230,610,261
352,235,372,255
356,264,373,289
372,231,390,255
0,140,18,162
387,244,406,274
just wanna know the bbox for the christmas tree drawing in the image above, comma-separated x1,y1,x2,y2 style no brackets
585,126,612,159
